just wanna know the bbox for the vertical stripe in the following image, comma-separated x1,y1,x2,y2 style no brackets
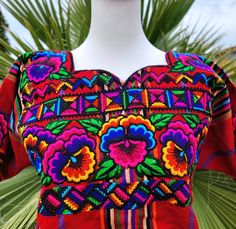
131,209,135,229
146,206,151,229
100,209,105,229
79,95,82,114
188,205,195,229
58,214,65,229
138,207,143,229
125,168,131,183
110,209,115,229
127,210,132,229
166,90,171,108
187,90,192,108
152,202,158,229
130,168,134,183
116,209,121,229
143,205,148,229
106,209,112,229
122,210,128,229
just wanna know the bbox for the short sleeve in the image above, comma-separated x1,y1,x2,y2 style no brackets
195,55,236,179
0,54,30,181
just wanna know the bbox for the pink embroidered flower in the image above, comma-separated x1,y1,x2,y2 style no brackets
98,115,156,168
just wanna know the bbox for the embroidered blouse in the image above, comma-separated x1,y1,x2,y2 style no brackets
0,50,235,229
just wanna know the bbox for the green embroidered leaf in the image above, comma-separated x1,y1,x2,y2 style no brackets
45,120,69,134
136,164,152,177
20,71,29,90
172,61,195,72
94,159,123,180
136,156,166,177
21,51,35,60
39,172,51,186
99,74,112,84
79,118,103,134
42,176,51,186
136,164,142,177
58,67,70,76
107,166,123,179
49,73,69,79
150,114,174,130
143,156,166,176
183,114,200,128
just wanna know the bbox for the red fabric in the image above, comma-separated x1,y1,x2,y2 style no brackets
196,66,236,179
0,57,31,180
36,202,199,229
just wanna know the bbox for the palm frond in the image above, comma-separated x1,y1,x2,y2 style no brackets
193,170,236,229
0,166,41,229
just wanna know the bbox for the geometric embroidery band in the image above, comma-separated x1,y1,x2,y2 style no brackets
38,179,191,216
21,88,211,125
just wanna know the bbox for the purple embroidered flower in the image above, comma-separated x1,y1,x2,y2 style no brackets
160,121,197,177
26,51,67,83
0,113,8,147
176,53,212,71
99,115,156,168
23,126,56,174
42,127,96,183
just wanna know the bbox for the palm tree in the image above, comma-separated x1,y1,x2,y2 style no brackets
0,1,235,228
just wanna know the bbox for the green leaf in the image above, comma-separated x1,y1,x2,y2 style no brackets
94,159,114,180
136,156,166,177
172,61,195,72
143,156,166,176
42,176,51,186
108,166,123,179
150,113,174,130
19,71,29,90
49,73,69,79
183,114,200,128
45,120,69,134
136,164,152,177
58,67,70,76
79,118,103,134
94,159,123,180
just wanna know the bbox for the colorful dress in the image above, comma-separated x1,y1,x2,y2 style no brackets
0,50,235,229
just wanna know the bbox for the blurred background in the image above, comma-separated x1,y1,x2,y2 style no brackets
0,0,236,80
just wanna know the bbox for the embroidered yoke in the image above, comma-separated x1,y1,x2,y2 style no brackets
0,50,235,229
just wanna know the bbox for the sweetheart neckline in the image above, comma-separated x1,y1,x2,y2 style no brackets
66,49,173,86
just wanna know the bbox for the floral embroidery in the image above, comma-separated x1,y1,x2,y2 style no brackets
172,53,212,72
98,115,156,168
193,118,210,164
160,121,197,177
91,115,167,180
11,50,225,214
23,126,56,174
42,127,96,183
0,113,7,147
25,51,67,83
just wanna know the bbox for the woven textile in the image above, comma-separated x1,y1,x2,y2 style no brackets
0,50,235,229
